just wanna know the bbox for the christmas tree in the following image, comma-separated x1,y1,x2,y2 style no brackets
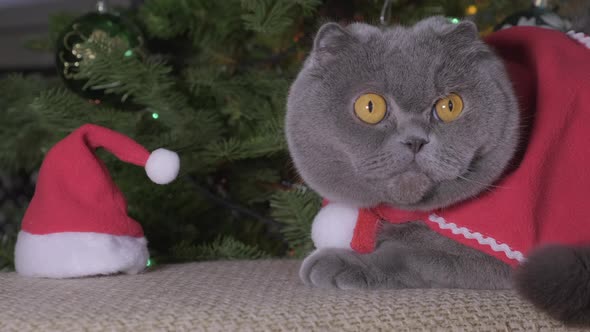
1,0,582,271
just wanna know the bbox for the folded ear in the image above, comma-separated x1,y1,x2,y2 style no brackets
314,23,352,49
440,20,492,59
415,17,486,58
311,23,357,64
415,16,479,41
442,20,479,43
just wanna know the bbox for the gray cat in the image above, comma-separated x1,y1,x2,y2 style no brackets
285,17,590,325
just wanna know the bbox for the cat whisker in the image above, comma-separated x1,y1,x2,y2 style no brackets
355,152,399,174
419,153,503,191
456,174,505,190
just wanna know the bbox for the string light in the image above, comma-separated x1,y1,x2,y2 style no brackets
152,113,159,119
449,17,460,24
466,5,478,16
124,49,133,57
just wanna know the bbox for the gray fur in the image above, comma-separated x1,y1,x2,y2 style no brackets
287,17,519,210
515,245,590,324
287,16,590,325
286,17,519,291
301,222,512,290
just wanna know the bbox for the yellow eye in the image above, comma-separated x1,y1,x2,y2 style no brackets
354,93,387,124
434,93,464,123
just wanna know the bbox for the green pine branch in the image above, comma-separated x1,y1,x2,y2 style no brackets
0,74,49,107
241,0,321,34
0,202,26,272
270,188,320,257
171,236,270,261
201,130,286,163
0,240,15,272
72,37,189,126
139,0,246,50
242,0,296,34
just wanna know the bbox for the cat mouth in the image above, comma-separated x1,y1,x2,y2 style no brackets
386,170,434,206
367,150,482,207
388,157,476,207
400,153,482,208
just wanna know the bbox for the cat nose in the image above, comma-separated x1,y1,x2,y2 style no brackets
402,137,429,153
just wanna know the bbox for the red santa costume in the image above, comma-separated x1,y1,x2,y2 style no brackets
311,27,590,267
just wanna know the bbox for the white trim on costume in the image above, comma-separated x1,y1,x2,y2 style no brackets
427,214,525,263
567,31,590,49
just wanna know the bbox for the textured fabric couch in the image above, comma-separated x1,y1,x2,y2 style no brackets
0,260,584,331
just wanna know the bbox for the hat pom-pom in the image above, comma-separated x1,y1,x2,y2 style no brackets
145,148,180,184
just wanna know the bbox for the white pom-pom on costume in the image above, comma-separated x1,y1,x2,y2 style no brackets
311,203,359,250
145,148,180,184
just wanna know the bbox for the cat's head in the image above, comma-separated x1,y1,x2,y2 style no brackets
286,17,520,210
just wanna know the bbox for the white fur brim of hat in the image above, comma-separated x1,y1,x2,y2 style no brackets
14,231,149,278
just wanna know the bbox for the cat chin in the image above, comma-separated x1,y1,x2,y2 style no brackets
383,171,434,206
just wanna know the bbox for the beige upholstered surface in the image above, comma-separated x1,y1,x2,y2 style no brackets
0,260,583,331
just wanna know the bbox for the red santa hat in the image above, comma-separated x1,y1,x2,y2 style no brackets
14,124,180,278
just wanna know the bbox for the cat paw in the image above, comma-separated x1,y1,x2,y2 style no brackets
300,248,373,289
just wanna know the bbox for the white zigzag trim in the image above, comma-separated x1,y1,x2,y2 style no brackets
428,214,525,263
566,30,590,49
